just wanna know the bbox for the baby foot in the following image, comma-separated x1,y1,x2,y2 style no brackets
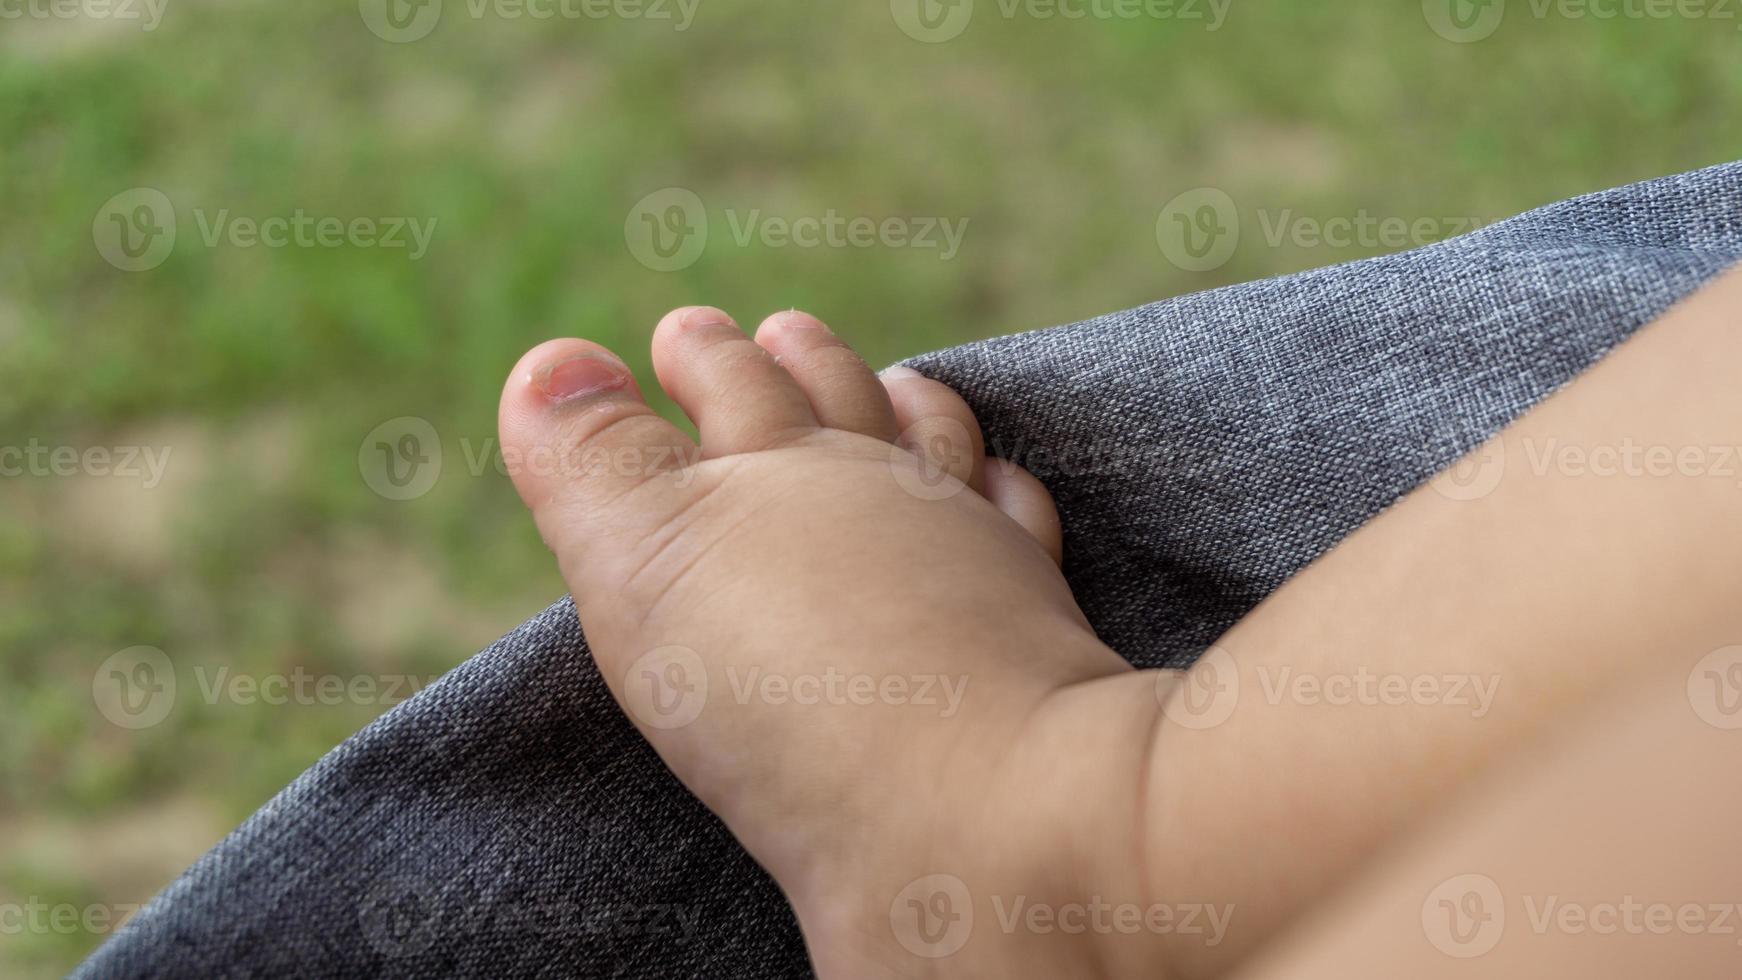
498,307,1171,978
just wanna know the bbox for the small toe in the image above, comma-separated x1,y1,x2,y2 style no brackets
753,310,899,441
881,366,986,494
651,306,819,457
983,459,1064,565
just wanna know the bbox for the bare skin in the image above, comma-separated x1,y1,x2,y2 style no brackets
1231,652,1742,979
497,267,1742,978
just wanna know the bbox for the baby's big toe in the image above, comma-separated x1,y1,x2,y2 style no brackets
498,338,699,579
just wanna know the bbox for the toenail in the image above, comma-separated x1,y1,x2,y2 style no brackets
534,353,630,403
880,365,922,381
774,310,830,332
679,307,735,332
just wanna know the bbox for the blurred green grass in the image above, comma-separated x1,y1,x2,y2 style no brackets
2,0,1740,973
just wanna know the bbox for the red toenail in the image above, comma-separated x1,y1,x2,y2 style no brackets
535,353,629,403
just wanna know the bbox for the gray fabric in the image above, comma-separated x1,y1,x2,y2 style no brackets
78,160,1742,978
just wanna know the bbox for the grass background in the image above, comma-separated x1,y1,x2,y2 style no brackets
3,0,1740,973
